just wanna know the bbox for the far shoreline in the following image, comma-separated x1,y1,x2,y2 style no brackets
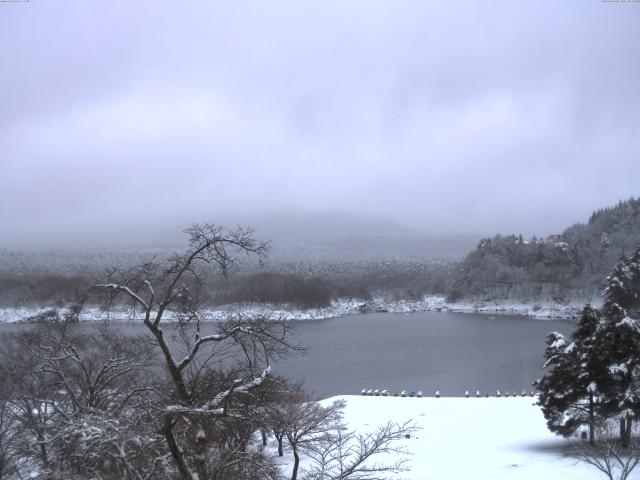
0,295,586,324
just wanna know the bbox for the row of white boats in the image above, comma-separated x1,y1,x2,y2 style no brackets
360,389,537,398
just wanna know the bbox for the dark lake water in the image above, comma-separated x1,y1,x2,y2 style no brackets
0,311,573,399
272,311,573,399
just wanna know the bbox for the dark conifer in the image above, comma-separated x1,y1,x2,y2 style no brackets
595,248,640,445
536,305,602,444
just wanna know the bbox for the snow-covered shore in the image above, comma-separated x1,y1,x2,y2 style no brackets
276,395,599,480
0,295,583,323
353,295,583,320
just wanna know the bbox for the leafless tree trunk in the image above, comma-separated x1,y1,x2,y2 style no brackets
93,223,299,480
589,394,595,446
274,429,285,456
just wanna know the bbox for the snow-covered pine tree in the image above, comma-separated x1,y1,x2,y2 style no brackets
602,248,640,319
595,246,640,445
536,305,602,444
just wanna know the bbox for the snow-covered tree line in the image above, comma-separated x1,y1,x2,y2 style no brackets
0,247,451,312
536,245,640,447
4,197,639,314
0,224,413,480
449,197,640,303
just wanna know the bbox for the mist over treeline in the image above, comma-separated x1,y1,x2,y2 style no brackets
1,197,639,312
0,252,452,311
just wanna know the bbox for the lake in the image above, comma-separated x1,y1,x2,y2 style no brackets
272,311,572,399
0,311,573,399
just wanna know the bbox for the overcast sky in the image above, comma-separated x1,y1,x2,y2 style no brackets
1,0,639,248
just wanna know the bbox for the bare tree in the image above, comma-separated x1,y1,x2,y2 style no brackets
258,376,304,458
262,384,416,480
302,420,417,480
0,317,164,479
0,399,23,480
280,396,345,480
574,419,640,480
0,325,63,477
93,223,300,480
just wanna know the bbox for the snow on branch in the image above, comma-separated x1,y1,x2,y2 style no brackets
165,366,271,415
174,325,255,371
95,283,149,310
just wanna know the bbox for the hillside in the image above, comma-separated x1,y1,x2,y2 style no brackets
448,197,640,303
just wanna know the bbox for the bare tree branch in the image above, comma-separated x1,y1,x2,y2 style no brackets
574,419,640,480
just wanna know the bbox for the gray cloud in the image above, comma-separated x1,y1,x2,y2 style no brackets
1,0,639,248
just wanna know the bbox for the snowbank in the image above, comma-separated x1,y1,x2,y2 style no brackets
277,395,599,480
0,295,582,323
355,295,583,320
0,302,363,323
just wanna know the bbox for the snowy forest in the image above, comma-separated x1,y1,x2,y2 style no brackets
449,198,640,303
1,197,639,314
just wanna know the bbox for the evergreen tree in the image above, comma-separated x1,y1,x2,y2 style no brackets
538,245,640,446
536,305,602,444
602,248,640,319
595,247,640,446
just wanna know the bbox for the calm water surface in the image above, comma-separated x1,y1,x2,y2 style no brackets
0,311,573,399
273,311,572,398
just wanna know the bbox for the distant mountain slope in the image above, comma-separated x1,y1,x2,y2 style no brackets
449,197,640,302
232,211,478,261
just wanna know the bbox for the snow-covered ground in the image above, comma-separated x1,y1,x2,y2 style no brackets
276,395,599,480
0,302,365,323
0,295,583,323
0,295,582,322
355,295,584,320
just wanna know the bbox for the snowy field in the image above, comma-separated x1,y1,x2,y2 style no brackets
0,295,583,323
278,395,602,480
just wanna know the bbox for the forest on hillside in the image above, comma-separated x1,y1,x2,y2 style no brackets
0,198,638,312
448,197,640,303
